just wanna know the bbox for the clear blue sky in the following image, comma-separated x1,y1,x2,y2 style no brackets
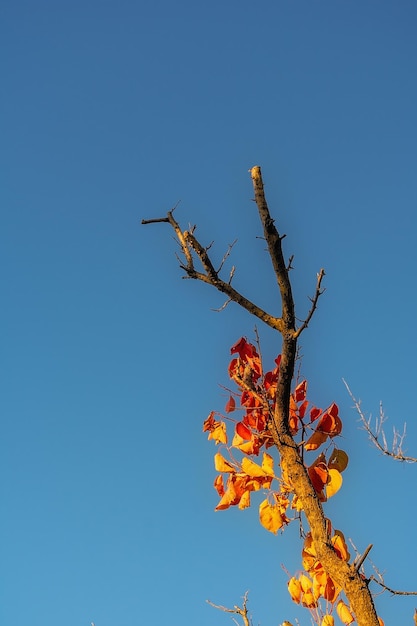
1,1,416,625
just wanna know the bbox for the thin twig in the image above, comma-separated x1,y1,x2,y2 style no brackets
370,578,417,596
344,381,417,463
294,269,326,338
207,591,252,626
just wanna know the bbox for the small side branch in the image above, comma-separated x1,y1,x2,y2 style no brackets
294,268,326,338
370,578,417,596
142,207,284,331
207,592,252,626
354,544,373,571
344,381,417,463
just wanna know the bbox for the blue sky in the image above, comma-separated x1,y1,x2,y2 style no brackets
1,1,417,625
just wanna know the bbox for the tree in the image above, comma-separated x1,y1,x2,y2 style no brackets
142,166,415,626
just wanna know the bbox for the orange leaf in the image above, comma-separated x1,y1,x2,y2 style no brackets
213,475,224,496
332,530,350,561
308,459,328,494
259,499,284,534
214,452,235,473
304,429,328,451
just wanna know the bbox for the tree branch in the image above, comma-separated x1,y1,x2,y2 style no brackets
142,207,284,331
207,592,252,626
143,167,381,626
344,381,417,463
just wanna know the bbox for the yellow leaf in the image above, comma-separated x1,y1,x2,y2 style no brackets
321,616,335,626
299,574,313,593
287,577,301,603
259,498,283,534
242,456,268,477
326,468,343,498
232,432,256,454
336,600,354,625
301,590,318,608
261,452,275,476
208,421,228,445
214,452,235,473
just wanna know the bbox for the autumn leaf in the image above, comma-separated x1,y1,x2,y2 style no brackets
208,421,227,445
336,600,354,625
321,616,335,626
213,474,224,496
242,456,268,478
232,431,262,455
326,468,343,498
261,452,275,476
225,395,236,413
294,380,307,402
332,530,350,561
235,421,252,441
259,498,284,534
214,452,236,473
288,577,302,603
328,448,349,472
304,429,328,451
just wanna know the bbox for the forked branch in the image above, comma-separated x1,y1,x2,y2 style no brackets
344,381,417,463
207,591,252,626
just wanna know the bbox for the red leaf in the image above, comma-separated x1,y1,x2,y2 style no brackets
236,421,252,440
225,395,236,413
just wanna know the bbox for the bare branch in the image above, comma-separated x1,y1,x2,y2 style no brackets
212,297,232,312
354,544,373,571
370,578,417,596
344,381,417,463
293,269,326,338
207,592,252,626
143,208,284,331
217,239,237,274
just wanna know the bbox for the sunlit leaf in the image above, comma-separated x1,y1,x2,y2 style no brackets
332,530,350,561
259,499,283,534
242,456,269,478
326,468,343,498
288,577,302,603
213,474,224,496
208,421,227,445
214,452,235,473
304,430,328,451
336,600,354,625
